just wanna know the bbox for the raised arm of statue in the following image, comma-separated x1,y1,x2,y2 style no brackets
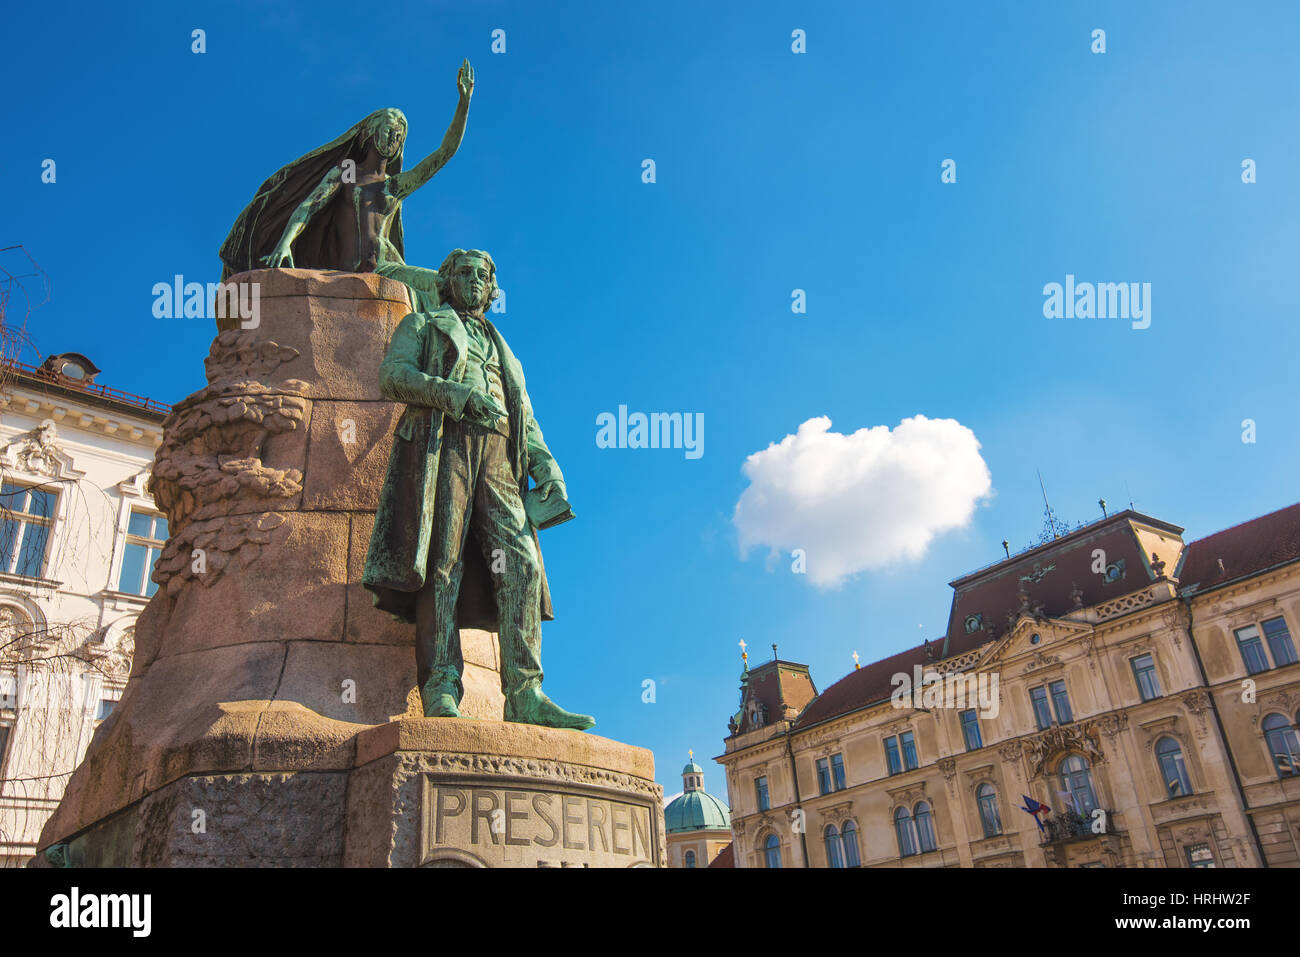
389,59,474,202
260,166,344,268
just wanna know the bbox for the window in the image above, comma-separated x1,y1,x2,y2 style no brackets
1185,843,1216,868
816,757,832,795
1234,625,1271,675
900,730,918,770
914,802,937,853
764,833,782,868
1,481,56,578
960,709,982,751
0,723,10,772
815,753,846,792
1049,680,1073,723
884,736,903,775
824,825,845,868
1058,755,1098,815
977,783,1002,838
1262,713,1300,778
842,820,861,867
1030,686,1053,730
830,752,846,790
1156,737,1191,797
1131,654,1162,702
683,849,696,868
755,775,770,811
1263,617,1298,668
894,807,917,857
96,698,117,722
118,509,168,597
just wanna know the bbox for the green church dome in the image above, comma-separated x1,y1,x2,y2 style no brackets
681,759,704,775
665,789,731,834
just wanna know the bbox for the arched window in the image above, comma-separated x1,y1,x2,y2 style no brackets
764,833,782,868
1059,755,1099,814
1155,737,1192,797
842,820,861,867
1263,713,1300,778
683,849,696,868
894,807,917,857
914,802,937,853
824,824,845,868
976,783,1002,838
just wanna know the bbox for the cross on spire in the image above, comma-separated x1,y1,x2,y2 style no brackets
852,650,860,670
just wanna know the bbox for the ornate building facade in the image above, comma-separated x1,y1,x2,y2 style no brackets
719,505,1300,868
0,355,167,866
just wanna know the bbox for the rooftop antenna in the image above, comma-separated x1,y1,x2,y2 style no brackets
1038,469,1058,539
1124,480,1135,511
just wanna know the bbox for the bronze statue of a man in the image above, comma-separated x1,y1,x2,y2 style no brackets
363,249,594,731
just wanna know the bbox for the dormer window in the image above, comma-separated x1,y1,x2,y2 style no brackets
38,352,101,384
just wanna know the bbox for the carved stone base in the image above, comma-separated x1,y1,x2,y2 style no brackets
39,718,662,868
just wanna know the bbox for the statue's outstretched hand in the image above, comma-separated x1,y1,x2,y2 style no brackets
457,58,474,99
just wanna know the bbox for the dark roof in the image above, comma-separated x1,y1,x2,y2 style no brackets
1178,502,1300,591
707,842,735,868
794,511,1181,731
942,513,1167,655
795,640,957,728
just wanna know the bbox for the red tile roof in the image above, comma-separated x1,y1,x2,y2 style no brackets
708,842,735,868
794,640,951,728
1178,501,1300,591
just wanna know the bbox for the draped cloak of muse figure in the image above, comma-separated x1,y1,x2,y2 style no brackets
362,249,595,730
217,60,475,313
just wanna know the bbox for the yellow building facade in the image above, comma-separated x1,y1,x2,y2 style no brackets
719,505,1300,868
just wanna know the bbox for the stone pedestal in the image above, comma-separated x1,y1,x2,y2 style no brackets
35,270,662,867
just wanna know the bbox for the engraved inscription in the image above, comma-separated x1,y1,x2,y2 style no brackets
421,778,658,867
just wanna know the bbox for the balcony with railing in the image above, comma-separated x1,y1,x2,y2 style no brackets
1039,809,1116,846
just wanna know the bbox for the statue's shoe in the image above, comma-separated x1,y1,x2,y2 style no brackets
421,689,463,719
505,688,595,731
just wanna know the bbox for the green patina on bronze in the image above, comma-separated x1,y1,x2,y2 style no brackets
218,60,475,313
362,250,594,732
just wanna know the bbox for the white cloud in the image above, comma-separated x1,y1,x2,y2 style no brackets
733,415,993,587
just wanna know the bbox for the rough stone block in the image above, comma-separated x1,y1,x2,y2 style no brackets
300,400,402,510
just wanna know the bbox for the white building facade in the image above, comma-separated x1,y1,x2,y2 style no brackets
0,354,167,867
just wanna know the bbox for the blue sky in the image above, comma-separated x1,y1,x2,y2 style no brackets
5,1,1299,802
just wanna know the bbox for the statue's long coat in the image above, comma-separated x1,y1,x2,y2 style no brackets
363,307,562,630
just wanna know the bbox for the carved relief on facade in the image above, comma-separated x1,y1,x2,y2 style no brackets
79,623,135,678
885,779,928,808
1097,711,1129,739
1023,720,1104,779
0,603,38,662
0,420,65,477
937,757,957,782
1249,688,1300,728
820,800,855,827
1020,650,1061,675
